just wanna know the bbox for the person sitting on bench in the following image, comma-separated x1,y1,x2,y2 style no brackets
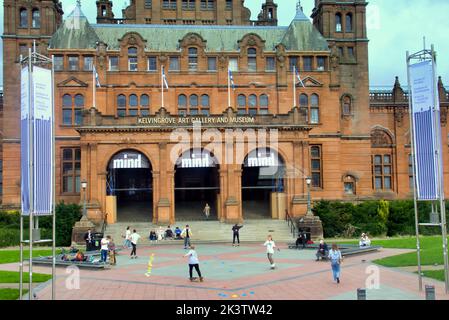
165,226,174,239
174,227,182,240
315,239,329,261
359,233,371,247
295,231,307,249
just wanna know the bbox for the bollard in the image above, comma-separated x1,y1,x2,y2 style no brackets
425,285,436,300
357,288,366,300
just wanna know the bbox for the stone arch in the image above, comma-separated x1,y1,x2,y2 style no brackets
371,126,395,148
238,33,266,57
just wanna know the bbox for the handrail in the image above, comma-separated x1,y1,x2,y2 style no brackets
285,209,298,238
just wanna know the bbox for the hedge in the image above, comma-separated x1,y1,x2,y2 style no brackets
0,202,81,248
312,199,449,238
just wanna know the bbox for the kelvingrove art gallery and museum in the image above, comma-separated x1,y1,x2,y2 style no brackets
2,0,449,227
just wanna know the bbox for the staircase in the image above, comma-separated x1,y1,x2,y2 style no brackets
104,219,295,245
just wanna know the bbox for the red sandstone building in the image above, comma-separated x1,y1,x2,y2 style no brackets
1,0,448,224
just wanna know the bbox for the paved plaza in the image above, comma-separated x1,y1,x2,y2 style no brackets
3,243,449,300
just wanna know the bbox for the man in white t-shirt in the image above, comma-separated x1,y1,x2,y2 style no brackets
130,229,141,259
183,245,203,282
100,236,110,263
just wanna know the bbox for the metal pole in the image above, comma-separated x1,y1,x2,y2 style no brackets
19,214,23,300
51,55,56,300
28,47,34,300
161,66,164,108
307,180,311,215
293,66,297,108
431,45,449,293
406,50,423,291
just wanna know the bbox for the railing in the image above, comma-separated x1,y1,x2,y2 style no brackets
369,91,393,102
285,210,298,238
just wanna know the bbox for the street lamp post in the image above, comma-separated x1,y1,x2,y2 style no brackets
306,177,312,216
81,180,87,217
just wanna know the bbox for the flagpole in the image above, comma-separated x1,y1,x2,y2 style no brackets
293,66,297,107
228,66,231,109
93,67,96,109
161,66,164,108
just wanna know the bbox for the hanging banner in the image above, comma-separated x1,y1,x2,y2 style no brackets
409,60,441,200
20,67,30,215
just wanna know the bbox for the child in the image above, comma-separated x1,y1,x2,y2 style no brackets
263,235,280,269
183,245,204,282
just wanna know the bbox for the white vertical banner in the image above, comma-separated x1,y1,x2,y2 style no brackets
409,60,441,200
32,67,53,215
20,67,31,215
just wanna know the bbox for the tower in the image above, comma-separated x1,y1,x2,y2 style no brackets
257,0,278,26
1,0,63,205
96,0,115,24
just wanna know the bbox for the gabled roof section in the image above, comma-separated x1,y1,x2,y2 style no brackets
57,76,89,88
48,3,100,50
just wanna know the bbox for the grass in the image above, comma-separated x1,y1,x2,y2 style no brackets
0,249,54,264
0,270,52,283
0,289,28,300
421,270,445,282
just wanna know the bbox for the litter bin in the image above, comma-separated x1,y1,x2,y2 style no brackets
92,232,104,251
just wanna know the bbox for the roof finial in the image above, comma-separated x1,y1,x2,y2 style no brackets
76,0,81,8
296,1,303,14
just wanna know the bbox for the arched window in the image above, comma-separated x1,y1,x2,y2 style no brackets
74,94,84,125
62,94,72,125
310,94,319,124
237,94,246,115
178,94,187,116
342,95,352,116
248,94,257,116
248,48,257,72
128,47,138,71
345,13,353,32
343,175,356,195
310,145,322,188
201,94,210,115
371,129,394,191
129,94,138,116
259,94,269,114
20,8,28,28
190,94,199,115
188,47,198,71
335,13,342,32
32,9,40,28
300,94,309,122
117,94,126,116
140,94,150,116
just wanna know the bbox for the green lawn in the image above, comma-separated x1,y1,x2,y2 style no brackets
0,249,54,264
421,270,446,282
0,270,51,283
0,289,28,300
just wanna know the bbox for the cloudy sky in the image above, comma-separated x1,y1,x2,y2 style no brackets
1,0,448,89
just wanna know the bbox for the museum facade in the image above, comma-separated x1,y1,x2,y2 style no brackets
2,0,449,224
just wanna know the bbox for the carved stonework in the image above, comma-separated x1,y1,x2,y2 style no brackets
275,44,286,69
179,33,207,54
238,33,266,57
441,107,448,127
371,129,393,148
394,108,405,127
218,54,227,70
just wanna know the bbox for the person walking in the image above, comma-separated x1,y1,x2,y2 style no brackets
123,226,132,249
328,243,343,283
203,203,210,219
181,225,193,249
100,235,110,263
263,235,280,269
232,224,243,247
107,235,116,265
130,229,141,259
183,245,203,282
83,228,93,252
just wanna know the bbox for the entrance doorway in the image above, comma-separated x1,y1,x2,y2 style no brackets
107,150,153,222
174,149,220,220
241,148,285,219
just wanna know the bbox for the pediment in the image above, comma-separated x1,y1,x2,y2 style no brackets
57,77,89,88
297,76,323,87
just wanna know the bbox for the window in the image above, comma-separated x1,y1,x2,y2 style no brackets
189,94,199,115
207,57,217,71
145,0,152,9
409,154,414,190
248,48,257,72
266,57,276,71
226,0,232,10
229,58,238,72
128,47,138,71
289,56,298,72
310,146,322,188
248,94,257,116
201,95,210,116
300,94,308,122
83,56,94,71
74,94,84,125
335,13,342,32
62,148,81,194
346,13,353,32
348,47,355,58
20,8,28,28
372,154,393,190
303,56,313,72
344,175,356,195
178,94,187,116
338,47,344,57
310,94,319,124
163,0,177,9
182,0,195,9
148,56,157,72
188,48,198,71
342,95,352,116
117,94,126,117
237,95,246,115
259,94,269,115
129,94,138,116
201,0,215,10
140,94,150,116
62,94,83,126
32,9,40,28
62,94,73,125
19,44,28,58
109,56,119,71
169,56,180,71
317,57,326,71
68,56,79,71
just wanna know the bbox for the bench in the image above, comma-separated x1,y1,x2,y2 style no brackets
288,243,382,258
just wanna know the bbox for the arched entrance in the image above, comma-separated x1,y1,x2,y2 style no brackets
107,150,153,222
241,148,285,219
174,148,220,220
